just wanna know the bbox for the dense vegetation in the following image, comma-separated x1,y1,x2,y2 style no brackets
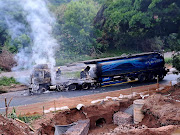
95,0,180,52
0,0,180,67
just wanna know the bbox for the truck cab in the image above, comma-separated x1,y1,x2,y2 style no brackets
29,64,51,94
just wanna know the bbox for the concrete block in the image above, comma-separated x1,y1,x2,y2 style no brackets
64,119,90,135
113,111,132,125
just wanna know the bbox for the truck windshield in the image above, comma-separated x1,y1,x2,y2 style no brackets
44,71,51,77
33,71,43,78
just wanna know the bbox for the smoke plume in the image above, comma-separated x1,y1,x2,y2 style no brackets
20,0,57,66
0,0,26,39
20,0,58,83
0,0,58,83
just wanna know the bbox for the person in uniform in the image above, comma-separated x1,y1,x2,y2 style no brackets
80,69,87,79
56,67,61,77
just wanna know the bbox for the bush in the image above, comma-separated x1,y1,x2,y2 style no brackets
0,77,19,86
8,108,41,123
18,114,41,123
8,108,17,120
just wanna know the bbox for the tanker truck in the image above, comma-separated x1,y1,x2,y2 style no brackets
29,52,168,94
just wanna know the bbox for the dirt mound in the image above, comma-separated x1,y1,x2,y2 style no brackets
34,100,132,135
35,107,87,135
141,94,180,127
0,114,33,135
165,82,180,100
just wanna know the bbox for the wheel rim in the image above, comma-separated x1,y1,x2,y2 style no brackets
82,83,89,90
138,74,146,82
148,73,155,81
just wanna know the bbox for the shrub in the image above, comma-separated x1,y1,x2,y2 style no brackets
0,77,19,86
18,114,41,123
8,108,41,123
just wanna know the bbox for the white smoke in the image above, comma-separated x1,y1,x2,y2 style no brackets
0,0,59,83
21,0,57,66
19,0,58,83
0,0,26,39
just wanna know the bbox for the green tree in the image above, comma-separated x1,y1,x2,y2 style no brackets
0,0,30,53
61,0,100,55
95,0,180,52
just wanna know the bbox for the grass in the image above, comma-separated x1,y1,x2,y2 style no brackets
165,57,173,65
8,108,41,123
62,71,80,78
0,77,20,86
18,114,41,123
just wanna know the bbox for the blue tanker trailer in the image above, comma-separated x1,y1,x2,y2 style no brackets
84,52,168,87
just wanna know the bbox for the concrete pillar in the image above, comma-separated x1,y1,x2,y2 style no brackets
133,99,145,124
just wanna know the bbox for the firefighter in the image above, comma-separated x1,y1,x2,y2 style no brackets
80,69,87,79
56,67,61,77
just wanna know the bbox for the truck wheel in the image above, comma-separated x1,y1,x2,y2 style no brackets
92,83,100,89
38,84,49,94
82,83,90,90
28,88,33,95
147,73,155,81
38,86,46,94
57,85,64,91
158,73,164,81
68,84,77,91
138,74,146,82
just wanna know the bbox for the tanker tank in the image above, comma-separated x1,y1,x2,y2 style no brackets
84,52,167,83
